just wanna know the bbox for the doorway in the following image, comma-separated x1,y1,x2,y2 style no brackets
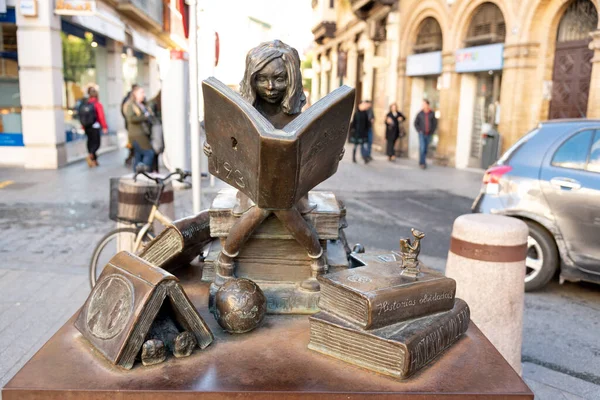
548,0,598,119
470,72,501,168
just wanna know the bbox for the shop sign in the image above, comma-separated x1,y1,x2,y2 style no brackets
455,43,504,73
0,133,24,147
19,0,37,17
406,51,442,77
55,0,96,16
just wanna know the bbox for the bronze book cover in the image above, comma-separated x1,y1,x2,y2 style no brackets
308,299,470,379
317,263,456,330
202,77,355,209
138,225,184,268
75,251,213,369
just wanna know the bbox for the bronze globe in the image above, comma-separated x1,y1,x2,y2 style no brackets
213,278,267,334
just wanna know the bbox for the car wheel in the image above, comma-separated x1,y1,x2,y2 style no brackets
524,221,559,291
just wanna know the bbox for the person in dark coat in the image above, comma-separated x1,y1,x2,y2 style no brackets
413,99,438,169
384,103,406,161
350,101,371,164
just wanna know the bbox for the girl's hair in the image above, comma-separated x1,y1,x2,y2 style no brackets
239,40,306,115
389,103,397,112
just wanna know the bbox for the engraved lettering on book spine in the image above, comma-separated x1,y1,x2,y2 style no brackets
407,303,470,375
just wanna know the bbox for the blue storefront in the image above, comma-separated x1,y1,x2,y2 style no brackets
0,7,23,150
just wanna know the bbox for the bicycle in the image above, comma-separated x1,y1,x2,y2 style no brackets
89,169,191,288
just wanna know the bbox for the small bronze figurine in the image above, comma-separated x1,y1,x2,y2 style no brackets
399,229,425,279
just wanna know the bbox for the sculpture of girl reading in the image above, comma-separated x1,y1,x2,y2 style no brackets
210,40,325,292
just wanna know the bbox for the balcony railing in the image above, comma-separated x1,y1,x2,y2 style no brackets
118,0,164,31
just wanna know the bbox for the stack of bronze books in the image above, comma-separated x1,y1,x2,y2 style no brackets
308,252,470,379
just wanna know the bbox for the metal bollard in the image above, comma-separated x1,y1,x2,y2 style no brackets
445,214,528,374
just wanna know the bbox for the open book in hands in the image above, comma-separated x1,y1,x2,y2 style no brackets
202,77,355,210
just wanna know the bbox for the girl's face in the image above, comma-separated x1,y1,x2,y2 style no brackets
391,104,397,112
253,57,287,105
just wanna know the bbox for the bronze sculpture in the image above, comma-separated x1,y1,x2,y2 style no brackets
399,228,425,279
202,40,355,294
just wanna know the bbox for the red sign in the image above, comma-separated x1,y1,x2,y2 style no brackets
215,32,220,67
177,0,189,38
170,50,188,60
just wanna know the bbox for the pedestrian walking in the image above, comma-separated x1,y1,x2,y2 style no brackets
385,103,406,161
350,101,371,164
125,86,155,172
413,99,437,169
122,84,138,167
78,87,107,168
365,100,374,161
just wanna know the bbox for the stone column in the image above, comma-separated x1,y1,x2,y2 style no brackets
320,53,330,98
17,0,66,168
497,43,541,154
435,51,460,166
344,43,358,89
149,56,161,99
330,50,340,91
141,55,151,95
362,39,375,101
105,40,124,135
311,54,321,104
385,11,400,105
587,30,600,119
445,214,528,375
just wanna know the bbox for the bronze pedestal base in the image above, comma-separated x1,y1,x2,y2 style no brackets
3,266,533,400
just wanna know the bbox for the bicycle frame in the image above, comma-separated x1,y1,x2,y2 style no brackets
133,204,172,251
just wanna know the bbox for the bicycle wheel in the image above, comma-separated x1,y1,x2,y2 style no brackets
89,227,153,288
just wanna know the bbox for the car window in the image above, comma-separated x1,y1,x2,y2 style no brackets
551,130,594,170
587,130,600,173
497,128,539,165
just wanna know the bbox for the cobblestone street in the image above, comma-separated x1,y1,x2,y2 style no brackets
1,148,599,399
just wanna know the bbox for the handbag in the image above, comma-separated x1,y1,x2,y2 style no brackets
151,123,164,154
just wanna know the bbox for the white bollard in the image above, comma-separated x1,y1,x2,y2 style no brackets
445,214,528,374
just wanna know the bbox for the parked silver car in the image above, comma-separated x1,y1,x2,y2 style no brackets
472,120,600,291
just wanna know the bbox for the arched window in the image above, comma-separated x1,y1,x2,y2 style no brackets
414,17,443,53
557,0,598,42
464,2,506,46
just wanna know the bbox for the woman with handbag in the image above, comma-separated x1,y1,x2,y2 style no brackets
125,86,155,172
385,103,406,161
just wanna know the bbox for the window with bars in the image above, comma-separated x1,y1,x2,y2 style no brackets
413,17,443,53
464,2,506,46
557,0,598,42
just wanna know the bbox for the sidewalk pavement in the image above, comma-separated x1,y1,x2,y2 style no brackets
0,147,598,399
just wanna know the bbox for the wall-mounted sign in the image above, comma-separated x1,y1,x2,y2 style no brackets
455,43,504,73
55,0,96,16
406,51,442,77
19,0,37,17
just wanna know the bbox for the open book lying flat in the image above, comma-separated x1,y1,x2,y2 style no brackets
202,77,355,210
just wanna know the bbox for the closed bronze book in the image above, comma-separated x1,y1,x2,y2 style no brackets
317,264,456,329
308,299,470,379
75,252,213,369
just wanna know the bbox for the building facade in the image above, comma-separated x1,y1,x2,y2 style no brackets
311,0,600,169
0,0,190,169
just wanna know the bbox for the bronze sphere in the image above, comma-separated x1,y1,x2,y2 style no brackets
213,278,267,334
